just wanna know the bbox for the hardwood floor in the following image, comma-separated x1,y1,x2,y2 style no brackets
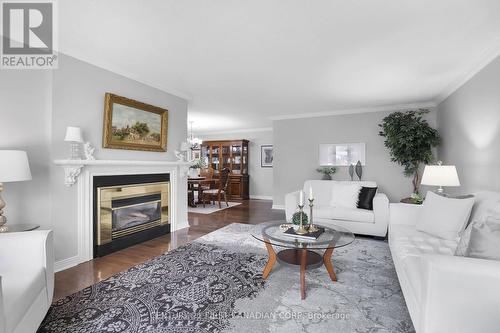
53,199,284,300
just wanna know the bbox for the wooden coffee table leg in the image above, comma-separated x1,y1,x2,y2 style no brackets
262,238,276,279
300,248,307,300
323,247,337,282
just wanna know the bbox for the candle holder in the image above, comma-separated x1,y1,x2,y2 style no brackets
295,204,308,235
308,198,319,233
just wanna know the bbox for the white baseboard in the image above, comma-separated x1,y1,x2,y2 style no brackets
272,204,285,210
55,255,83,273
250,195,273,200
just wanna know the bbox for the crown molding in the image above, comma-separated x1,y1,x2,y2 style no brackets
433,38,500,105
198,127,273,136
269,102,437,121
59,52,192,101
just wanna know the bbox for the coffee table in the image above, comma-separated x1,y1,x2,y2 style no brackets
252,221,355,299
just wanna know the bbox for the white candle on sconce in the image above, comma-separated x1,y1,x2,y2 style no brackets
299,190,304,206
309,186,313,200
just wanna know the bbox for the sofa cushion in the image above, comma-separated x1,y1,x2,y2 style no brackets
389,224,459,310
416,191,475,240
303,180,377,207
0,267,46,332
330,183,362,208
315,206,375,223
389,224,458,259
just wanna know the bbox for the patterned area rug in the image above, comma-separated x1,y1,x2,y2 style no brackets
39,223,415,333
38,242,266,333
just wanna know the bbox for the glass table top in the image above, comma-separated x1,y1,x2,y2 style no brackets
252,221,355,250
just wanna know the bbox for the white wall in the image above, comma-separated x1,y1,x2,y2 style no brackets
0,70,52,228
272,110,437,205
200,130,273,199
438,55,500,195
0,54,188,263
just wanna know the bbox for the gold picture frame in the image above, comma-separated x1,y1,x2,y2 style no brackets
103,93,168,152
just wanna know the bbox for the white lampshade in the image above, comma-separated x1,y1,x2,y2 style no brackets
0,150,32,183
64,126,83,143
421,164,460,187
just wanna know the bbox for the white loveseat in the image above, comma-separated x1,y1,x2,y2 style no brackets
0,230,54,333
285,180,389,237
389,192,500,333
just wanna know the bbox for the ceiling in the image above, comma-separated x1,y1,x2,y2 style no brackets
59,0,500,133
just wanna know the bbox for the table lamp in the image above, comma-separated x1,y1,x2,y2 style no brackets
0,150,32,230
421,161,460,194
64,126,84,159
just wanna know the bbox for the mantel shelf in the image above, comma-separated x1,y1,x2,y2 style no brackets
53,159,191,186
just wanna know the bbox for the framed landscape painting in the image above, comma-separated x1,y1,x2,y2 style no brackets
103,93,168,152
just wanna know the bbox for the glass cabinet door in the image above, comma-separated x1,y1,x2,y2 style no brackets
232,144,242,174
242,144,248,174
221,144,231,171
201,145,210,167
210,145,220,173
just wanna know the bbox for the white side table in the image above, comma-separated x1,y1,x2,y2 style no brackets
0,224,40,233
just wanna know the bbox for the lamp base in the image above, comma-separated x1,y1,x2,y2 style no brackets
69,143,82,160
435,186,450,197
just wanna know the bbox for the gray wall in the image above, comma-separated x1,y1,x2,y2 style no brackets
200,130,273,199
0,54,188,263
272,110,437,205
438,55,500,195
0,70,52,227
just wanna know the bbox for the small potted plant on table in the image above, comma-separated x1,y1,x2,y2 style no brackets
316,166,337,180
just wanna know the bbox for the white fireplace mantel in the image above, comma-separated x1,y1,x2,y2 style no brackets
54,159,192,186
52,158,191,272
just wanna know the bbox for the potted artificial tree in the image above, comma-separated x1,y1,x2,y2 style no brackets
379,109,440,204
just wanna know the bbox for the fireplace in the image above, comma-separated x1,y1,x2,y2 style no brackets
93,173,170,257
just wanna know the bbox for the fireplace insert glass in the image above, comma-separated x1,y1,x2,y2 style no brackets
112,193,162,232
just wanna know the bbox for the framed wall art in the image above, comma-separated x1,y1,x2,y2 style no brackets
318,142,366,166
261,145,274,167
103,93,168,152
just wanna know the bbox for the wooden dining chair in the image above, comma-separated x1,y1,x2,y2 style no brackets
198,167,214,206
202,168,231,208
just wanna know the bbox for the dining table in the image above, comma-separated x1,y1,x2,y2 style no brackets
187,177,218,207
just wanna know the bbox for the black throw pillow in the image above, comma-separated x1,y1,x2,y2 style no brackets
357,187,378,210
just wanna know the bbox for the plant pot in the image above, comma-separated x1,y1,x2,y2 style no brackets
321,174,332,180
189,168,200,178
400,197,422,205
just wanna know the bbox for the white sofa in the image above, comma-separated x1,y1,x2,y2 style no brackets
389,192,500,333
285,180,389,237
0,230,54,333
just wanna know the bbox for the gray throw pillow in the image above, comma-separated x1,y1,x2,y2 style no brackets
465,216,500,260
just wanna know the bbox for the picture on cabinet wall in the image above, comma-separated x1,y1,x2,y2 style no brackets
261,145,273,167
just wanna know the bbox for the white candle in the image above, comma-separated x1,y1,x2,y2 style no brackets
299,190,304,206
309,186,313,200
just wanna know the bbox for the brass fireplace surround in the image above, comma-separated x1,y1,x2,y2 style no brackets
97,182,169,245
